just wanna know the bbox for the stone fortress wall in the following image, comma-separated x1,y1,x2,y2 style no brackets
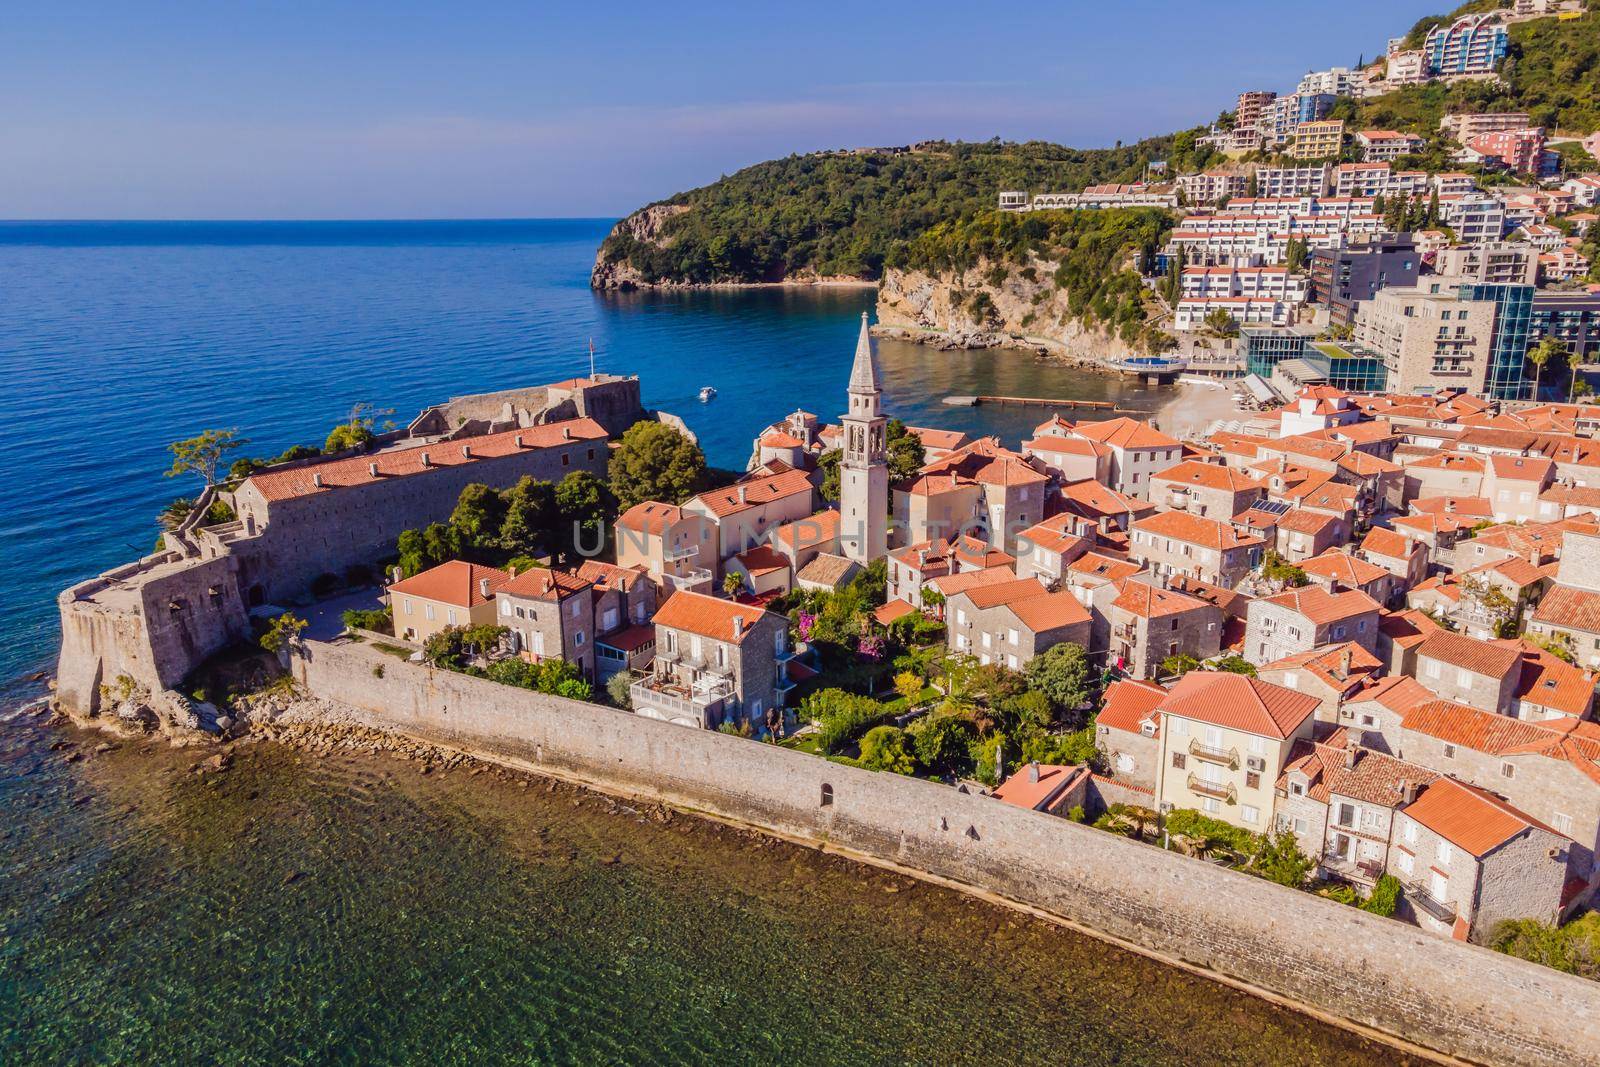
53,377,658,720
293,636,1600,1067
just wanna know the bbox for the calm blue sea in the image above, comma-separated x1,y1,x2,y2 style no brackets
0,219,1169,692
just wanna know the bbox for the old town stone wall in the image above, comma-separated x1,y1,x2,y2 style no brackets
292,637,1600,1067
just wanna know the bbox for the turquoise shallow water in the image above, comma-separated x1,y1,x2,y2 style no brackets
0,712,1407,1065
0,218,1172,690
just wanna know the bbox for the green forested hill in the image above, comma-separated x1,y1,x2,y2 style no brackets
592,133,1216,286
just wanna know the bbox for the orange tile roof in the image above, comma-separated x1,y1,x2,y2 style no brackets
689,468,814,518
1361,527,1416,560
502,564,594,602
388,560,512,608
575,559,646,593
1025,434,1108,458
616,500,686,535
1110,580,1211,620
926,565,1018,598
1300,550,1387,587
1067,552,1142,583
759,431,807,449
1502,639,1594,717
1281,740,1438,809
1532,583,1600,634
735,544,791,577
1274,509,1339,536
1262,642,1382,689
1097,678,1167,736
1158,671,1320,739
1416,631,1521,679
1017,515,1089,556
992,763,1090,811
959,577,1091,634
906,426,969,451
1348,673,1438,712
1152,460,1265,493
1378,608,1441,650
771,509,842,549
1258,585,1381,625
873,599,918,626
1402,777,1555,858
1167,575,1251,618
1337,451,1402,477
1489,455,1555,482
246,418,608,502
651,589,779,643
1072,416,1180,451
1132,510,1265,551
1409,452,1485,473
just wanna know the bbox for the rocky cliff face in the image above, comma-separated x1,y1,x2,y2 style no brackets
590,204,691,290
874,258,1142,366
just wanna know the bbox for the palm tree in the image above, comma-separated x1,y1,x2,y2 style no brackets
1526,336,1566,401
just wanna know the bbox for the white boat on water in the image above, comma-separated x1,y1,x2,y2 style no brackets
699,386,717,402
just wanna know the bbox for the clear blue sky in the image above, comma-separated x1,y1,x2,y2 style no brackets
1,1,1445,219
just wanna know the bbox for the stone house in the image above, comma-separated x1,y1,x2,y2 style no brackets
1337,675,1441,750
1390,777,1567,941
1390,700,1600,909
1526,526,1600,668
497,565,601,678
769,509,843,574
1062,552,1145,651
388,560,511,645
1243,586,1382,665
1273,510,1348,562
894,438,1050,552
1013,515,1092,586
1149,460,1265,520
795,553,860,593
1154,671,1321,833
682,466,816,572
1256,642,1382,722
1299,550,1397,605
1403,453,1486,504
1066,417,1182,499
1095,677,1168,791
1413,631,1521,715
1129,511,1265,589
1484,455,1557,525
1054,478,1156,549
946,577,1092,670
1277,730,1438,892
888,536,1016,610
1106,581,1222,680
1376,608,1443,676
991,762,1093,815
630,590,794,732
1022,427,1111,484
614,501,717,595
1359,527,1429,596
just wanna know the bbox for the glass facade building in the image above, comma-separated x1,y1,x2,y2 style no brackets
1243,326,1318,379
1457,282,1534,402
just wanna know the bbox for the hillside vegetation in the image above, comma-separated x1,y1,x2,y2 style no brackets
592,134,1215,287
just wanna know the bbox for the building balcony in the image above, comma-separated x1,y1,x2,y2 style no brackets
663,544,701,563
1186,774,1237,803
1322,849,1385,883
662,567,714,592
1404,882,1457,925
630,671,734,727
1188,740,1241,769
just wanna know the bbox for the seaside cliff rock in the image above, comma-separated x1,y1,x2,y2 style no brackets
874,259,1143,367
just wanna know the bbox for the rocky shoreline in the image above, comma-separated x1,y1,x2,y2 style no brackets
869,323,1121,372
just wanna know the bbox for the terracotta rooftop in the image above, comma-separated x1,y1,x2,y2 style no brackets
1152,460,1264,493
1017,515,1089,557
1067,552,1142,584
1258,585,1380,625
1071,416,1180,451
796,552,859,588
771,509,842,550
688,468,814,518
651,589,778,644
873,599,918,626
1111,580,1212,619
1402,777,1556,858
736,544,791,578
616,501,687,535
992,763,1090,812
1275,509,1339,536
1489,455,1555,482
958,577,1091,633
388,560,512,608
1133,510,1265,551
1361,527,1416,560
1416,631,1522,679
1531,583,1600,634
246,418,608,503
1097,678,1167,736
1378,608,1441,650
926,565,1018,598
1262,642,1381,690
1158,671,1320,739
1300,550,1388,587
1348,673,1438,712
1502,639,1595,717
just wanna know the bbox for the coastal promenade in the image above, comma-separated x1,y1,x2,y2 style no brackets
291,636,1600,1067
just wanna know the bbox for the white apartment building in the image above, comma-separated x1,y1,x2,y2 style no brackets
1174,297,1293,331
1255,164,1332,198
1179,266,1307,302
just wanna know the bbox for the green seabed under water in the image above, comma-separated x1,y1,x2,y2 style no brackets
0,711,1412,1066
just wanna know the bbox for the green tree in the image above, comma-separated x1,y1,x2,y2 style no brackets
1211,655,1258,677
723,571,746,597
858,725,917,774
1261,550,1309,588
324,402,393,453
885,419,926,481
605,669,636,709
553,470,616,561
1158,653,1201,678
450,483,508,549
908,713,976,777
1362,874,1402,918
609,421,706,510
1203,307,1239,338
166,428,248,487
396,521,462,577
1253,831,1313,887
1283,238,1308,272
817,449,841,502
499,476,558,558
893,670,925,706
260,612,307,653
1024,643,1095,724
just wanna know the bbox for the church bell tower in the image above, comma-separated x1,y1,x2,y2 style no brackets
839,312,889,562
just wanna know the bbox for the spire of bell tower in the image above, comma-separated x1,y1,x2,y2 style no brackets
848,311,881,395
